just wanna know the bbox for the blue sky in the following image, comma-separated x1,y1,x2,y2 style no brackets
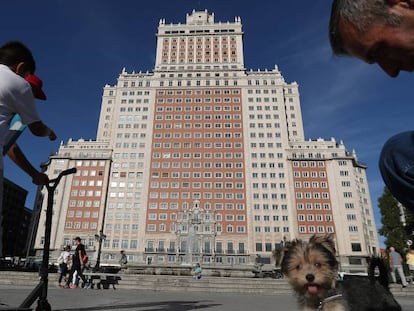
1,1,412,245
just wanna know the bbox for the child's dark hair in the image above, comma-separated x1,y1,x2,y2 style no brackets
0,41,36,73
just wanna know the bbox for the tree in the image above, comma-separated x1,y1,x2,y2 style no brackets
378,187,414,252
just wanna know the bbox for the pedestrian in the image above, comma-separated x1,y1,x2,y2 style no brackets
388,246,408,288
57,245,71,287
406,246,414,284
65,237,89,289
0,41,56,257
119,250,128,267
193,262,202,280
328,0,414,216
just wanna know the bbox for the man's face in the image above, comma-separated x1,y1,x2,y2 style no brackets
338,7,414,77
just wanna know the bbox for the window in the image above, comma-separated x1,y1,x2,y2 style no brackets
349,258,362,265
348,225,358,232
121,240,128,249
351,243,362,252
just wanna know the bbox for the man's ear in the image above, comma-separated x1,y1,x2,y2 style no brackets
387,0,413,8
406,0,414,8
14,62,29,77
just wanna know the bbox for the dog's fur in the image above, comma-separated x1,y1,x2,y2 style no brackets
279,235,401,311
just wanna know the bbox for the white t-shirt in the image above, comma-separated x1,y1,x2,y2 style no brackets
61,250,71,264
0,64,41,169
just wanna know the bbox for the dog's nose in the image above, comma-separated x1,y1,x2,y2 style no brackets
306,273,315,282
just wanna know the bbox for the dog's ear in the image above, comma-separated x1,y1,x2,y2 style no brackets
275,241,291,268
279,239,301,273
309,234,336,255
274,247,284,268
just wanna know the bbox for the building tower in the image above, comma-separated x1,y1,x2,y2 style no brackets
95,9,304,265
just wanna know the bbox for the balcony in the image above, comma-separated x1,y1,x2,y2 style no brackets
144,247,169,253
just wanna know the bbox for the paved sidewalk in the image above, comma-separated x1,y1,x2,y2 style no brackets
0,285,413,311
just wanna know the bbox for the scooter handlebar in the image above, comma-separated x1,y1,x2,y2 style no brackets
61,167,77,176
48,167,77,186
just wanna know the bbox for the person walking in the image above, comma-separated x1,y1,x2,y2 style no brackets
119,250,128,267
389,246,408,288
193,263,202,280
0,41,56,257
57,245,71,287
65,237,89,289
328,0,414,216
406,246,414,284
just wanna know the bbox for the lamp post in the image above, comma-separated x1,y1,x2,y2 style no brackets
212,231,217,265
94,230,106,272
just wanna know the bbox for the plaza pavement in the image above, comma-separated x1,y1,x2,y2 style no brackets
0,285,413,311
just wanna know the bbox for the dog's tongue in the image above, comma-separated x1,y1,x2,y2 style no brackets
307,285,318,295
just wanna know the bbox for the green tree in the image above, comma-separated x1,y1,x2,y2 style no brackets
378,187,414,252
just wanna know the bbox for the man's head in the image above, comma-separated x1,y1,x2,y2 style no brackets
74,237,82,245
0,41,36,77
329,0,414,77
390,246,395,252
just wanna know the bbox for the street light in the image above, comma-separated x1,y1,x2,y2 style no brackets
94,230,106,272
281,236,287,247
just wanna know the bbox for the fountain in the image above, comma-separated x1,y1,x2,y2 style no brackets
179,200,203,265
186,222,195,264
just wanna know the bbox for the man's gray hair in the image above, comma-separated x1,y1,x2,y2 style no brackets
329,0,402,55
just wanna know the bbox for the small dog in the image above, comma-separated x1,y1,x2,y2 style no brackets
280,235,401,311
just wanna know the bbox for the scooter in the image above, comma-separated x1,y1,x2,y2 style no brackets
19,167,77,311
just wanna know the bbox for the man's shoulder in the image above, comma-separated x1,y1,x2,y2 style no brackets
0,65,29,89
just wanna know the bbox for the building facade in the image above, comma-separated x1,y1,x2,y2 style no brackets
34,10,379,272
33,140,112,256
286,139,379,272
2,178,32,257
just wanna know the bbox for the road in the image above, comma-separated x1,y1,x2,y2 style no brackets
0,285,413,311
